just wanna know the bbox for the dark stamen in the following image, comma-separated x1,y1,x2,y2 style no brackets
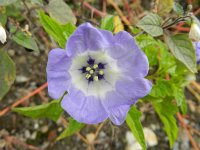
98,74,104,80
98,63,105,69
80,66,87,73
87,58,95,65
88,76,94,82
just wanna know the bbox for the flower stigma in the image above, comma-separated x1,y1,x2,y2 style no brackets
80,57,106,82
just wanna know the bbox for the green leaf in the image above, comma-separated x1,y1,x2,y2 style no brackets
13,100,63,122
126,107,146,150
149,79,173,98
165,34,197,73
157,0,174,15
136,34,158,49
180,97,187,115
0,49,16,100
136,13,163,37
39,11,76,48
136,35,159,66
158,40,176,73
30,0,43,5
6,4,21,19
0,8,7,26
153,101,178,148
12,31,39,52
46,0,76,25
57,117,85,141
100,15,115,32
172,86,185,106
173,2,184,15
0,0,17,6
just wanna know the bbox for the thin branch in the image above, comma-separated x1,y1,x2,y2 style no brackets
0,82,48,117
83,2,107,17
177,112,200,150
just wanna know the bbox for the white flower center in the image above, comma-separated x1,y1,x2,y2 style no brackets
69,50,122,99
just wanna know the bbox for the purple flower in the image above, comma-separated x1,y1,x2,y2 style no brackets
46,23,152,125
194,41,200,64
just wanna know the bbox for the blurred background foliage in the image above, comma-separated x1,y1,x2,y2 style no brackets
0,0,200,150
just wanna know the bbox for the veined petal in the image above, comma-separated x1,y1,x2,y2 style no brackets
47,48,71,71
107,31,149,78
103,78,152,107
66,23,112,56
61,86,108,124
47,71,71,99
47,48,71,99
108,105,130,125
116,78,152,104
193,41,200,63
102,78,152,125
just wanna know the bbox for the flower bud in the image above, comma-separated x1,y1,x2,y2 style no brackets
187,4,193,12
0,25,6,44
189,16,200,42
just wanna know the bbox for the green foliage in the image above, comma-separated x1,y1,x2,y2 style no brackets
173,2,184,15
46,0,76,25
180,97,187,115
172,86,185,106
0,4,22,26
0,0,17,6
100,15,115,32
5,4,21,18
136,13,163,37
165,34,197,73
137,34,190,148
149,79,174,98
126,107,146,150
39,11,76,48
13,100,63,122
157,40,176,73
30,0,43,5
0,50,16,100
0,8,7,25
157,0,174,15
153,101,178,148
57,117,85,141
136,35,159,68
12,31,39,52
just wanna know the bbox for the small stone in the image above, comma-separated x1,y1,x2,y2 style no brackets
25,130,31,139
8,49,15,56
0,139,6,148
86,133,95,143
34,123,39,129
30,131,37,140
40,125,49,133
125,131,142,150
16,75,29,83
143,127,158,147
58,127,63,132
99,131,106,138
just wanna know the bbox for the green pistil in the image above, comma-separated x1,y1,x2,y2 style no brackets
94,76,99,81
86,67,91,71
89,70,94,74
99,70,104,75
93,64,98,69
86,74,91,79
